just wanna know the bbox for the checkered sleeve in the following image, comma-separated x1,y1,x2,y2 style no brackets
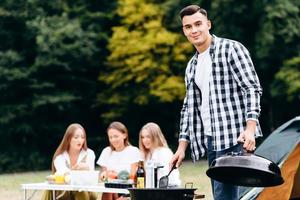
179,95,190,142
179,62,193,142
229,42,262,122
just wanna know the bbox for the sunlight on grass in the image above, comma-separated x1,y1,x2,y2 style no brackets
0,171,50,200
180,160,212,199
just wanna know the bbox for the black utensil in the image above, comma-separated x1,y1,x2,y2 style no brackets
159,165,177,188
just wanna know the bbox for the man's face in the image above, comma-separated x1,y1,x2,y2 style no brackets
182,12,211,47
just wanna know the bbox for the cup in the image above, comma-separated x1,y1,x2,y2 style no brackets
54,174,65,184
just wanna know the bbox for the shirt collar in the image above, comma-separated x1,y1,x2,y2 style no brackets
62,149,88,166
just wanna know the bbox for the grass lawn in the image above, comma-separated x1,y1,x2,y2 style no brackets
180,160,212,199
0,160,212,200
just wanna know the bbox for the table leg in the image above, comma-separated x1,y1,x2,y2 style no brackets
52,190,56,200
23,189,27,200
23,189,37,200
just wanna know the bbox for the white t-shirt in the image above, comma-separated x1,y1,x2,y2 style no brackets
195,48,212,136
145,147,181,187
54,148,95,174
97,145,140,173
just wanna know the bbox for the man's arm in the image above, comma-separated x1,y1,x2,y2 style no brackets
171,94,190,168
229,42,262,121
229,42,262,151
170,140,189,168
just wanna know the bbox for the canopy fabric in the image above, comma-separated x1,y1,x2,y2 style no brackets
291,163,300,198
257,144,300,200
255,119,300,164
239,116,300,200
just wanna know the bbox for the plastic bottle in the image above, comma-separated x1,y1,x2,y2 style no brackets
136,160,145,188
145,160,155,188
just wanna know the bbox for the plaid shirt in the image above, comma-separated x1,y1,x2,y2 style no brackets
179,35,263,161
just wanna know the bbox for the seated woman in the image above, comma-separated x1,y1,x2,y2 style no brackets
97,121,140,200
42,123,97,200
139,122,181,187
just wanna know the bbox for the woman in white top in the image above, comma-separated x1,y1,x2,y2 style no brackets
97,121,140,200
42,123,97,200
139,122,181,187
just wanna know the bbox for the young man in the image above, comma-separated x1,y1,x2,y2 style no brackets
170,5,263,200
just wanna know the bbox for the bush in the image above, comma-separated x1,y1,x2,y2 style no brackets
0,151,49,173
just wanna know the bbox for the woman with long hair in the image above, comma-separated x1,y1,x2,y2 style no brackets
97,121,140,200
139,122,181,187
43,123,97,200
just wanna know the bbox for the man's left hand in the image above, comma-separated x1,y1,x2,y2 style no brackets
237,120,257,151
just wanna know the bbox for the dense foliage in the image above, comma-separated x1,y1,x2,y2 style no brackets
0,0,115,172
0,0,299,172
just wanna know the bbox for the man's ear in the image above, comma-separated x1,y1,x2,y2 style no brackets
207,20,211,30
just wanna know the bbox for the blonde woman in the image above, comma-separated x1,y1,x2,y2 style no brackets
139,122,181,187
42,123,97,200
97,121,140,200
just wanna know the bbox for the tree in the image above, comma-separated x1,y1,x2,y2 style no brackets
270,56,300,125
0,0,116,172
254,0,300,129
272,57,300,101
99,0,192,121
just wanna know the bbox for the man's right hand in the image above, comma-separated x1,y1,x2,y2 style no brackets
170,141,188,168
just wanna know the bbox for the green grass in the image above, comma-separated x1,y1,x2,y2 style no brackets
180,160,212,199
0,160,212,200
0,170,50,200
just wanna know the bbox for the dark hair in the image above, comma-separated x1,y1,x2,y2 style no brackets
180,5,208,20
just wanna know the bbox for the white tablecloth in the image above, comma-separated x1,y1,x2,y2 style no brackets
21,182,129,200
